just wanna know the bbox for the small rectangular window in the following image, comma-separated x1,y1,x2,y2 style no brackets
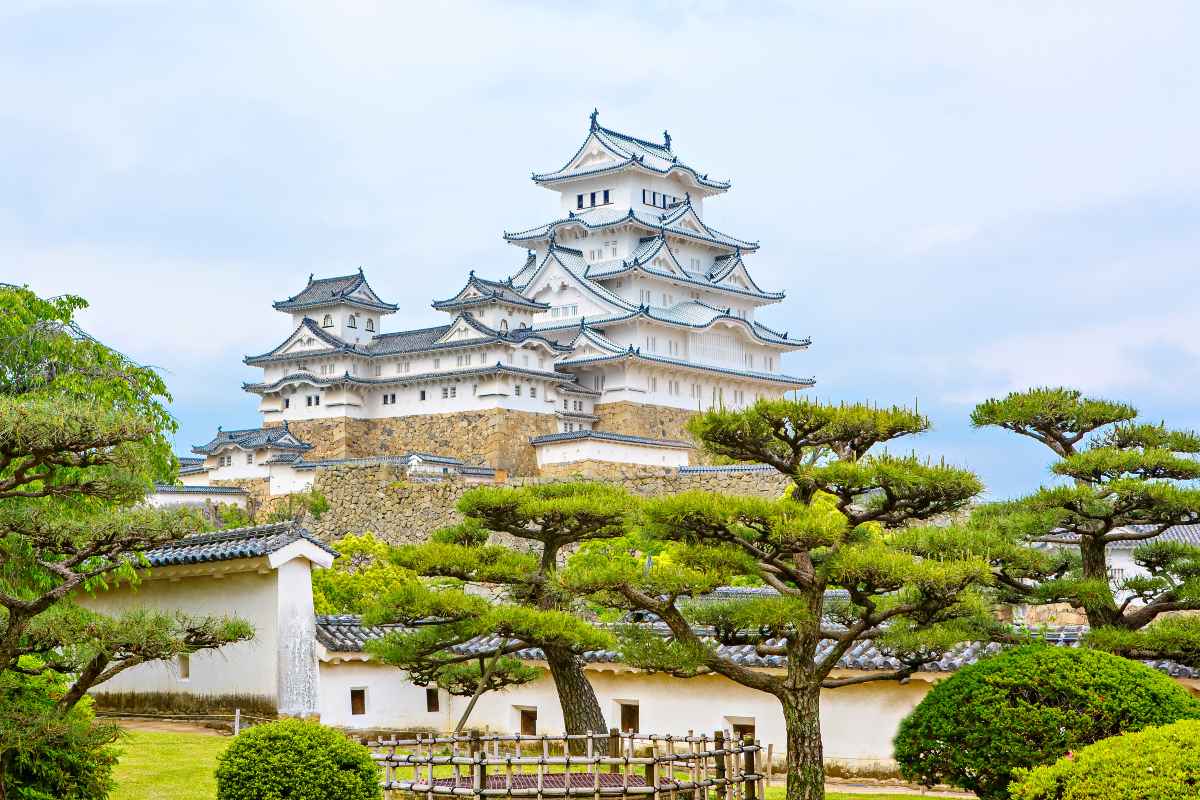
514,384,522,396
530,386,537,398
426,688,440,713
306,396,312,407
419,390,426,401
449,386,457,398
603,189,610,204
620,702,639,733
519,708,537,736
284,398,290,409
433,358,440,369
246,453,253,465
441,387,448,399
590,191,597,207
314,394,320,406
350,688,366,716
178,654,190,681
577,194,584,209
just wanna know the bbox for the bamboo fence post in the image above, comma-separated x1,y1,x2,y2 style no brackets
765,744,773,787
642,737,657,796
539,736,548,796
754,739,765,800
742,737,756,800
713,731,726,800
608,727,621,774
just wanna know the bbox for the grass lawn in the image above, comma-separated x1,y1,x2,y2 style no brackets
111,728,920,800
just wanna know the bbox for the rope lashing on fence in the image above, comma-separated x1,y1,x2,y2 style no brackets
370,730,765,799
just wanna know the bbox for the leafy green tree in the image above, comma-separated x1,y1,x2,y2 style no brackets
894,645,1200,798
312,533,415,615
562,399,1003,800
363,483,629,740
971,388,1200,659
0,285,252,798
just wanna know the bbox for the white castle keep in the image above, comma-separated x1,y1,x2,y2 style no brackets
184,113,813,487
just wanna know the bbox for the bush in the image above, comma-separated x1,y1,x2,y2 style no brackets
893,645,1200,799
1,665,119,800
1011,718,1200,799
215,719,380,800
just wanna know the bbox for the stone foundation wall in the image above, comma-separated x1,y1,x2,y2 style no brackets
309,463,790,543
271,411,558,476
593,401,698,442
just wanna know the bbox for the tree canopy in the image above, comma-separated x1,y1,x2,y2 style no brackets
971,387,1200,660
562,398,1005,800
0,285,252,796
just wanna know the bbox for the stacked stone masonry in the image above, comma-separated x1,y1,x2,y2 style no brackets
308,463,790,544
270,410,558,475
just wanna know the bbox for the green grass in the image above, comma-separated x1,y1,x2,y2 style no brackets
110,728,915,800
112,729,229,800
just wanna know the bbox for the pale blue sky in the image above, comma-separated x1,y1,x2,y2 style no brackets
5,1,1198,498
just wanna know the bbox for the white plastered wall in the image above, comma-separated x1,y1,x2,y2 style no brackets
534,439,690,468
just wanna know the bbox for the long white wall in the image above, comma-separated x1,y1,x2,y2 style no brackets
78,568,281,700
534,439,690,468
318,660,933,769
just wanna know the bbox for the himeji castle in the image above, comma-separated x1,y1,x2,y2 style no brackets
196,113,812,482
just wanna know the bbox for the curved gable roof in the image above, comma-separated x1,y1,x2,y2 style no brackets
273,269,398,313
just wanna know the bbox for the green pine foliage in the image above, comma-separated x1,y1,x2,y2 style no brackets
563,399,1007,800
214,719,380,800
1010,718,1200,800
971,387,1200,659
0,285,253,795
894,645,1200,799
0,659,119,800
363,482,633,737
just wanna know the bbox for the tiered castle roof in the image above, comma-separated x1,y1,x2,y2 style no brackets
531,109,730,193
273,269,398,313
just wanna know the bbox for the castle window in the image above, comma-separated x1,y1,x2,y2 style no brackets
366,318,375,332
500,320,508,333
374,364,382,377
603,189,610,204
306,396,313,407
347,315,357,329
441,387,448,399
398,360,410,374
590,191,597,207
284,398,290,409
426,688,440,713
419,390,426,401
350,688,366,716
322,314,333,328
563,399,569,410
577,194,584,210
530,386,537,398
514,384,522,397
246,453,253,465
433,358,440,369
650,377,658,392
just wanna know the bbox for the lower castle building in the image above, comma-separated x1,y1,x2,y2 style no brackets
188,114,813,483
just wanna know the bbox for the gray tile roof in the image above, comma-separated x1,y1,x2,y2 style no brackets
177,456,204,467
585,237,784,302
312,614,1200,679
529,430,693,449
531,115,730,192
505,204,758,254
192,425,313,455
433,273,549,312
273,270,398,313
677,464,776,475
141,523,337,567
1107,524,1200,548
153,484,247,495
243,362,577,395
556,349,816,388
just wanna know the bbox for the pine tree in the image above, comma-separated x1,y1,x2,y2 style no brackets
561,399,1001,800
363,482,630,741
971,387,1200,661
0,285,253,798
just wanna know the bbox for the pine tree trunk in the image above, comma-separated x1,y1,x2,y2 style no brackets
1080,537,1121,627
782,686,824,800
543,645,607,753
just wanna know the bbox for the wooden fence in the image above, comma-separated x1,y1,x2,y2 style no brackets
370,729,765,800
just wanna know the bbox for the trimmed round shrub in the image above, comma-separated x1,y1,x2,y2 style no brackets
893,645,1200,799
215,719,380,800
1011,719,1200,800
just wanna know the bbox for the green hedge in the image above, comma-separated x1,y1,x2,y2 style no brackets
1011,718,1200,799
893,645,1200,799
215,719,380,800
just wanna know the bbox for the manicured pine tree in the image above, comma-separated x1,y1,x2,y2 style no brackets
0,286,253,796
971,387,1200,659
363,482,631,739
562,399,1002,800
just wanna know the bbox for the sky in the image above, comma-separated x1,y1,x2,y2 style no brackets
3,1,1198,499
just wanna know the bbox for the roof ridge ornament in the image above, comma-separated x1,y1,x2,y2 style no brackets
663,129,671,149
590,108,599,130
